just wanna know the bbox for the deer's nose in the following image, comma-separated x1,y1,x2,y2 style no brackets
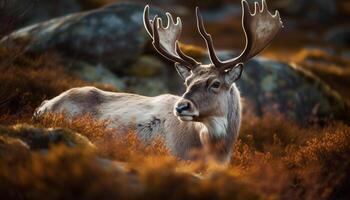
175,102,191,113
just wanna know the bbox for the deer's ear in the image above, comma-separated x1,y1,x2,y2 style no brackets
224,63,243,84
175,63,191,80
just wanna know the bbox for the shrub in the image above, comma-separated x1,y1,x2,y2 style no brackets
0,47,115,124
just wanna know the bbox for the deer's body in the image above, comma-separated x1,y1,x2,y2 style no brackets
34,0,282,163
35,84,241,162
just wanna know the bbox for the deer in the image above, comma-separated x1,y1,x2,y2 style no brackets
34,0,282,163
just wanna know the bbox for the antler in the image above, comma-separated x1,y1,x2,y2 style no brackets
196,0,283,71
196,7,222,68
143,5,199,68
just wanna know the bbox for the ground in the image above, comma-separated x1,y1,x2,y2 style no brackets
0,48,349,199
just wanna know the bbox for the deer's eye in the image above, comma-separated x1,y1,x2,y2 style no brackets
211,81,221,89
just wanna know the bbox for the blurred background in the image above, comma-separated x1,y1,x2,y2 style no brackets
1,1,350,199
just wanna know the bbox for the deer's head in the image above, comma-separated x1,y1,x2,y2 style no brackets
144,0,283,122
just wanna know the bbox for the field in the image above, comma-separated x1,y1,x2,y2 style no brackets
0,48,349,199
1,0,350,199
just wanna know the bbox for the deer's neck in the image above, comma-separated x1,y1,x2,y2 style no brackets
201,86,240,138
198,85,241,162
200,117,228,138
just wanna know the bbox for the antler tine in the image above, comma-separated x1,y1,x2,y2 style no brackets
175,42,199,67
219,0,283,70
166,12,199,66
253,2,258,14
143,5,153,37
152,17,188,65
165,12,176,28
261,0,268,12
143,5,199,68
195,7,223,68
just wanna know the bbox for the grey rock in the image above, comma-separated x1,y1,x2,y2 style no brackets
68,61,126,90
124,56,165,77
341,50,350,60
122,76,169,96
65,55,170,95
199,5,240,22
1,3,163,71
118,55,179,95
203,51,349,124
273,0,336,22
325,26,350,47
0,0,81,34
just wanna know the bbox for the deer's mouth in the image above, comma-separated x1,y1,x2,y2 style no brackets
175,111,199,122
178,115,195,121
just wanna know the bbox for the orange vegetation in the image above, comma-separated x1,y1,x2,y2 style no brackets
0,111,349,199
0,48,349,199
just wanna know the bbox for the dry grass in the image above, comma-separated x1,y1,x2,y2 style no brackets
292,49,350,100
35,113,169,162
0,46,350,200
1,111,349,200
0,47,115,124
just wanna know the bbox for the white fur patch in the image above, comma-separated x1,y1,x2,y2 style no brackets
61,101,81,117
203,117,228,137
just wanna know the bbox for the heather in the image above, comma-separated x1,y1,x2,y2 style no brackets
1,0,350,199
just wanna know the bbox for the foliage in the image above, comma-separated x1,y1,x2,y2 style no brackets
294,48,350,101
0,37,350,200
0,109,349,199
0,47,115,124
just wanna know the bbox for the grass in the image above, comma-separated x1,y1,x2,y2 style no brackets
293,48,350,101
0,47,349,200
0,47,115,124
1,111,349,200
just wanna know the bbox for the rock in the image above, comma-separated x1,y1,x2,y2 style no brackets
1,3,164,71
203,51,350,124
324,26,350,47
124,56,165,77
68,60,126,90
64,55,171,95
0,0,81,34
0,124,95,150
341,51,350,60
121,76,169,96
199,5,240,22
273,0,336,22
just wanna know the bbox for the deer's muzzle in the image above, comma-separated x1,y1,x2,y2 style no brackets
174,98,199,121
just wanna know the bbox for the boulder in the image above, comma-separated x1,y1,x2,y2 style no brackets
272,0,336,22
324,26,350,47
118,55,172,95
1,3,163,72
0,124,95,150
64,55,171,95
203,51,350,124
0,0,81,34
67,60,126,90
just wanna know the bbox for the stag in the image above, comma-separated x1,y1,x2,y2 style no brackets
34,0,282,163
